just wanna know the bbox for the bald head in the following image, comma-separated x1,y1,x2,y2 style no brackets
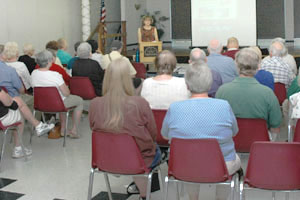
189,48,207,64
208,39,223,54
269,41,284,57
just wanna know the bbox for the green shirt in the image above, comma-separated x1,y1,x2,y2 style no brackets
216,77,282,128
287,76,300,99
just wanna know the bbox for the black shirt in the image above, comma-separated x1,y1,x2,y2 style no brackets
18,55,37,74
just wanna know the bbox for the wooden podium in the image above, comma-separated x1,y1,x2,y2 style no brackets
139,41,162,63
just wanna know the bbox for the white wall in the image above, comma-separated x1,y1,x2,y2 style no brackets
0,0,81,55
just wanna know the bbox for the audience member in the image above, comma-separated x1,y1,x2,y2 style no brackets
141,50,189,109
222,37,239,59
207,39,238,83
161,63,241,200
250,46,275,90
32,50,83,138
72,42,105,96
67,41,81,70
45,40,63,67
261,41,295,88
57,38,72,65
3,42,32,92
0,88,32,158
189,48,222,97
263,37,297,75
87,39,102,66
18,43,36,74
89,58,161,200
216,48,282,141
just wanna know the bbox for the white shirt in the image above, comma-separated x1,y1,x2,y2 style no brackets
31,70,66,100
141,77,190,109
263,54,297,75
6,61,32,89
91,53,103,67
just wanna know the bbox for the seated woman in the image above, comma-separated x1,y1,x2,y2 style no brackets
0,88,32,158
138,16,159,43
89,58,161,200
161,63,241,200
72,42,105,96
57,38,72,65
32,50,83,138
141,50,190,109
18,43,36,74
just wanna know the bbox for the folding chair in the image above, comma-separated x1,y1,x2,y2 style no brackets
31,87,75,147
69,77,96,100
240,142,300,200
165,138,239,200
274,82,287,105
87,131,163,200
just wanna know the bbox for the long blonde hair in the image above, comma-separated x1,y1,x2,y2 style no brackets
102,58,135,131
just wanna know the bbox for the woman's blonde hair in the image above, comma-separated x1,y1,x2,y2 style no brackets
3,42,19,60
102,58,135,131
141,15,153,26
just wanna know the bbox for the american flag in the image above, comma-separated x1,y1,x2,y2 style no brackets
100,0,107,33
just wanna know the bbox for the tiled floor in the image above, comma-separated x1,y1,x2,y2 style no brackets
0,114,299,200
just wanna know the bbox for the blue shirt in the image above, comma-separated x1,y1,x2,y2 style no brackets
67,56,79,69
161,98,238,161
254,69,274,91
0,62,22,97
207,53,239,84
57,49,72,65
209,69,223,97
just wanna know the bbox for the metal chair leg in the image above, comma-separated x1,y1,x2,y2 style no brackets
176,181,180,200
16,127,28,161
285,192,289,200
239,179,244,200
87,168,95,200
158,167,164,194
146,172,153,200
63,112,69,147
230,174,235,200
0,130,8,171
164,176,169,200
104,173,113,200
272,192,275,200
30,110,36,145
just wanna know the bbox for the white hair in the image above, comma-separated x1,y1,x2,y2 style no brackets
77,42,92,59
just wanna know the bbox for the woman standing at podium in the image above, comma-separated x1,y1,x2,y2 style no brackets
138,16,159,43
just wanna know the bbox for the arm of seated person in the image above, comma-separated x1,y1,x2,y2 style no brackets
59,83,70,97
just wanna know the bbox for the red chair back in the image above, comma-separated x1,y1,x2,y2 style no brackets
152,109,169,146
33,87,67,112
293,119,300,142
168,138,229,183
234,118,270,153
274,82,286,105
69,77,96,100
92,131,149,174
132,62,146,79
245,142,300,190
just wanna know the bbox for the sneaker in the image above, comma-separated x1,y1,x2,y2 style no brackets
12,146,32,158
35,122,55,137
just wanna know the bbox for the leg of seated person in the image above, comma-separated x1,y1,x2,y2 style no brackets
226,154,241,176
63,95,83,135
59,113,66,136
13,96,39,127
185,184,199,200
133,177,147,198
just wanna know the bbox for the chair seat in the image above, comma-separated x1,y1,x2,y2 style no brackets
0,122,22,130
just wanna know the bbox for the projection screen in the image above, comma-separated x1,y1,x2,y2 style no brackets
191,0,257,47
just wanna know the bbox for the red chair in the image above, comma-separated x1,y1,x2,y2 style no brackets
165,138,239,200
0,120,27,171
292,119,300,142
234,118,270,153
87,131,163,200
274,82,287,105
32,87,75,147
240,142,300,200
132,62,147,79
152,109,169,146
69,77,96,100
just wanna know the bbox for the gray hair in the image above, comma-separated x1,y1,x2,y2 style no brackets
207,39,223,54
185,63,212,94
77,42,91,59
35,50,53,68
235,48,259,76
155,50,177,75
189,48,206,64
3,42,19,60
269,41,285,57
270,37,288,56
23,43,34,55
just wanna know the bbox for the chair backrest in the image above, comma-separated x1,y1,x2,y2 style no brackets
274,82,286,105
132,62,146,79
92,131,149,174
234,118,270,153
293,119,300,142
152,109,169,146
33,87,67,112
69,77,96,100
168,138,229,183
245,142,300,190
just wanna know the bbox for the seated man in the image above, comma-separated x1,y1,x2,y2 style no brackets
260,41,295,88
207,39,238,84
0,88,32,158
72,42,105,96
222,37,240,60
189,48,222,97
216,48,282,141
